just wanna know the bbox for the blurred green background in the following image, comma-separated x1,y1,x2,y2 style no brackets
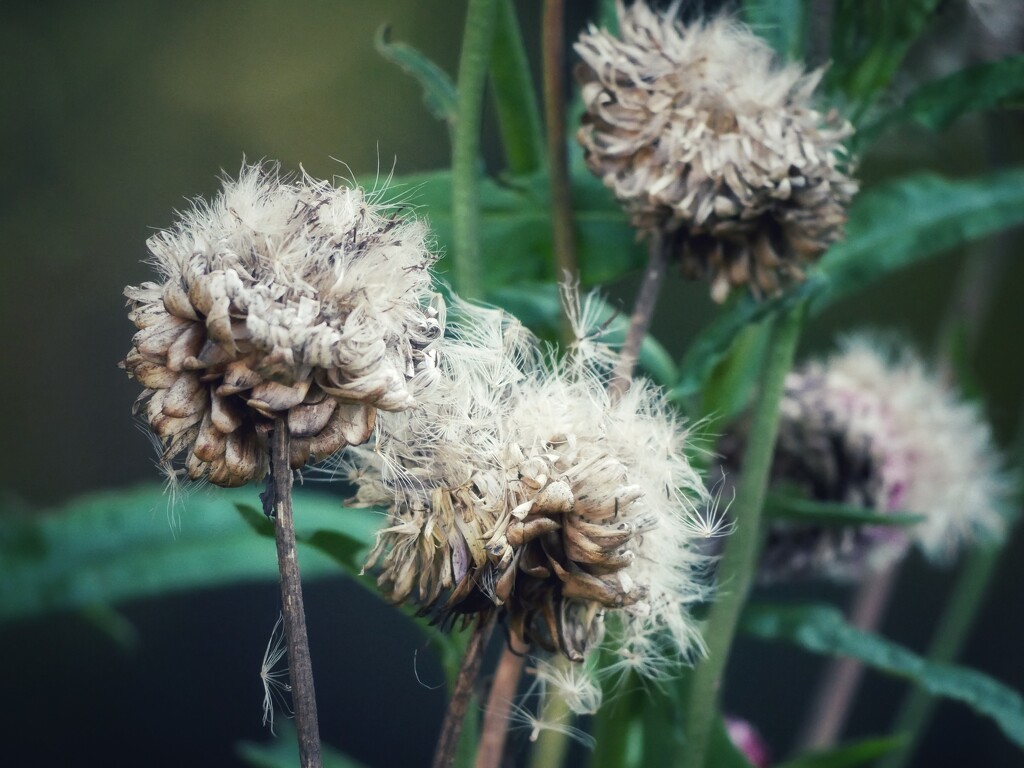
1,1,1021,766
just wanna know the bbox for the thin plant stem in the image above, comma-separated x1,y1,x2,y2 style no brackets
542,0,578,345
528,657,573,768
476,644,527,768
609,232,672,399
679,303,805,768
432,615,496,768
452,0,499,300
878,546,1002,768
795,564,899,751
269,418,322,768
491,0,544,175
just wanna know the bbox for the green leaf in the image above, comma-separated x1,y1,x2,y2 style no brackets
742,603,1024,750
811,169,1024,312
375,25,458,131
828,0,941,119
742,0,806,59
696,317,772,423
392,168,643,295
675,169,1024,398
857,56,1024,149
775,735,905,768
764,493,925,527
488,283,679,388
237,721,369,768
0,486,378,622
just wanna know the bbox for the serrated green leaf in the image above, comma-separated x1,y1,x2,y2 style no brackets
742,0,805,59
375,25,457,131
675,169,1024,398
0,486,377,622
857,56,1024,149
775,735,904,768
764,494,925,527
742,603,1024,750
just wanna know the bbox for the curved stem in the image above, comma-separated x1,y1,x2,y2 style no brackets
452,0,499,299
432,615,496,768
476,644,527,768
270,418,322,768
679,303,805,768
608,233,671,399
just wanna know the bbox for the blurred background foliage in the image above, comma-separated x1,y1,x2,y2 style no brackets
0,0,1021,766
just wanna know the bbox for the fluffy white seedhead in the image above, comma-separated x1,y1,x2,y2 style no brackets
356,292,711,684
764,335,1012,578
122,163,443,487
575,2,857,302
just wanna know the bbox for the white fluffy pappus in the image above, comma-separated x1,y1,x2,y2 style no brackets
354,293,714,702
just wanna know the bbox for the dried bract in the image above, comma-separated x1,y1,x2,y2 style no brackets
122,164,442,487
354,300,709,683
756,336,1011,581
575,2,857,302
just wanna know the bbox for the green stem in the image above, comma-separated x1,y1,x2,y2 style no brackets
452,0,499,300
679,303,806,768
490,0,544,175
529,673,573,768
878,547,1002,768
542,0,577,347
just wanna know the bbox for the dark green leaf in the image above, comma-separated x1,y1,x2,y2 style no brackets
697,318,772,423
742,603,1024,750
742,0,806,59
775,735,905,768
675,169,1024,398
237,722,368,768
489,283,678,388
0,486,377,622
236,502,274,537
828,0,941,119
301,530,369,574
811,169,1024,312
857,56,1024,149
375,25,458,130
764,493,925,527
392,168,644,295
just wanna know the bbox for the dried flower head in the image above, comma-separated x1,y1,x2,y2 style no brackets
122,164,443,487
354,297,710,689
756,335,1011,581
575,2,857,302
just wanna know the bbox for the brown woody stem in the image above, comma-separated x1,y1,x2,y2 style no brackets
475,643,527,768
609,232,671,398
270,418,322,768
432,615,496,768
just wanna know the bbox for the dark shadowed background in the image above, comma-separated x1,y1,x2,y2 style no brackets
1,1,1021,766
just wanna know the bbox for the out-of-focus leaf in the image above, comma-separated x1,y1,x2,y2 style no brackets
764,494,925,527
742,603,1024,750
0,486,377,622
828,0,941,118
391,168,644,295
775,735,905,768
489,283,678,388
696,318,772,423
742,0,805,59
811,169,1024,311
675,169,1024,398
857,56,1024,149
375,25,457,131
237,721,368,768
